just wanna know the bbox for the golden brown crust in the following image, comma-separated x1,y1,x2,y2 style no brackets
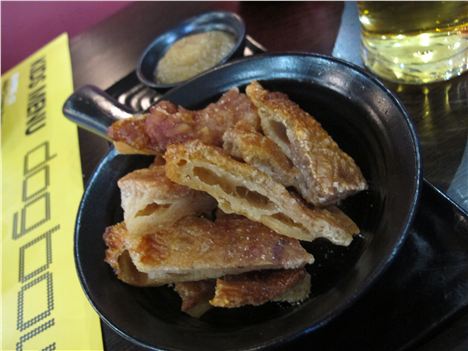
116,251,156,287
103,222,127,273
105,223,311,313
222,121,300,187
210,269,310,308
108,115,158,155
107,89,259,155
118,165,216,236
174,280,216,316
164,140,358,245
103,223,153,287
173,269,310,316
246,81,367,206
104,216,313,286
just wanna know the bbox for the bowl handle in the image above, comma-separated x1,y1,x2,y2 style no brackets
62,85,134,140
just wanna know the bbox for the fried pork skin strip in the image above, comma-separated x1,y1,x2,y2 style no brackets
164,140,359,245
174,268,310,316
107,89,259,155
104,225,311,316
102,223,151,287
211,268,310,308
246,81,367,206
118,165,216,237
103,216,313,286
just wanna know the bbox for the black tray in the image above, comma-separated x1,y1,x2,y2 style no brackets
103,41,468,351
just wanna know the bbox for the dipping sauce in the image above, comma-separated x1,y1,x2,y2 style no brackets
155,31,236,84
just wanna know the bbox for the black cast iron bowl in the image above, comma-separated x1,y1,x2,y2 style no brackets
65,53,421,351
137,11,246,90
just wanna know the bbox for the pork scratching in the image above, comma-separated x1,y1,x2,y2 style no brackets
165,140,359,245
246,81,367,206
118,165,216,236
103,216,313,286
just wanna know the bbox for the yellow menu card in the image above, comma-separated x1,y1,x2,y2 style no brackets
2,34,103,350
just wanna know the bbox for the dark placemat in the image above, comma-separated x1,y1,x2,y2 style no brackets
286,181,468,351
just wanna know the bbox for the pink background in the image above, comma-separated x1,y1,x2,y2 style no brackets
1,1,132,73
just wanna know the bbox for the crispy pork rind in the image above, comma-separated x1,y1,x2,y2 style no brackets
165,140,359,245
246,81,367,206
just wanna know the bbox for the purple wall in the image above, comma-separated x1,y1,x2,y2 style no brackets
1,1,132,73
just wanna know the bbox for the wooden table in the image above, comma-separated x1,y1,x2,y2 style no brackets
69,2,468,350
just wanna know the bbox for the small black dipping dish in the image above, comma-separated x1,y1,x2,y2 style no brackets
137,11,246,90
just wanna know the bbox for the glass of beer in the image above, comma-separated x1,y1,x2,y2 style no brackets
358,1,467,84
